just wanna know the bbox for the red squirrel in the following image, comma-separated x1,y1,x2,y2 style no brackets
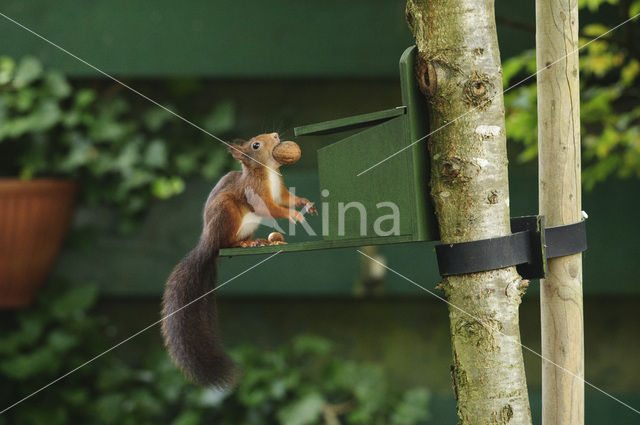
161,132,316,387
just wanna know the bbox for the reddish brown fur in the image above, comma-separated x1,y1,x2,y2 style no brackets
161,133,316,387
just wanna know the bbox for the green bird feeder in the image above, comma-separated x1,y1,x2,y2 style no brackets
220,46,438,257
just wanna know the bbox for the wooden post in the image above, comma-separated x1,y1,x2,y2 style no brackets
536,0,584,424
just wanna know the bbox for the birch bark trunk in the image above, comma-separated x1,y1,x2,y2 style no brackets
405,1,532,423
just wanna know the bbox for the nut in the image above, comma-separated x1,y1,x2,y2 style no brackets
272,141,301,165
268,232,285,243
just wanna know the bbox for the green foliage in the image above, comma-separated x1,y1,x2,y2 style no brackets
0,56,235,225
503,2,640,189
0,282,431,425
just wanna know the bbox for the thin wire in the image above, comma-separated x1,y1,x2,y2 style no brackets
0,11,281,177
356,12,640,177
357,250,640,415
0,251,282,415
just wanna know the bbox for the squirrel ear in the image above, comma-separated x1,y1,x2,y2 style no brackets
228,139,246,160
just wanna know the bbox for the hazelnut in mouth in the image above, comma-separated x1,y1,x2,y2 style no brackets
272,141,301,165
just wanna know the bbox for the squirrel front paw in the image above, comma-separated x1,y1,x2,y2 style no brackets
287,209,305,224
296,198,317,215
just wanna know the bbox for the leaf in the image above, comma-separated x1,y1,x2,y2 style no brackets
58,134,93,172
14,87,37,111
50,283,99,319
44,71,72,98
74,88,96,109
13,56,43,88
203,101,235,134
144,139,168,168
47,330,79,352
0,345,58,379
390,388,431,425
171,410,202,425
115,139,142,173
621,59,640,86
32,99,63,131
0,56,16,85
202,151,228,179
175,152,198,174
292,335,332,357
582,23,610,37
0,315,45,355
95,394,127,424
277,393,325,425
579,0,618,12
144,107,174,131
151,176,185,199
630,0,640,16
501,51,534,87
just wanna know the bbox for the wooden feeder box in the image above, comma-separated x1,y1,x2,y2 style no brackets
220,46,438,256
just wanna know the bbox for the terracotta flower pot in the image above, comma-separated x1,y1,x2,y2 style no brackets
0,179,77,308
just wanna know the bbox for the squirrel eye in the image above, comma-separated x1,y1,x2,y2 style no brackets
252,142,261,150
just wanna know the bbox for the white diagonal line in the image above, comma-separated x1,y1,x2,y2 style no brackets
357,249,640,415
0,11,281,177
0,250,282,415
356,12,640,177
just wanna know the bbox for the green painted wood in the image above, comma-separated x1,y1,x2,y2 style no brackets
398,46,439,241
219,234,415,257
317,116,420,240
286,46,438,249
294,107,406,136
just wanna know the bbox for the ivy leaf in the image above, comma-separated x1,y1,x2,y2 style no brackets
0,345,59,379
32,99,63,131
202,151,228,179
203,101,235,134
390,388,431,425
0,56,16,85
50,283,99,320
293,335,332,357
151,176,185,199
621,59,640,86
144,107,174,131
45,71,72,99
582,23,611,37
578,0,618,12
74,88,97,109
277,393,325,425
145,139,168,168
13,56,43,88
171,410,202,425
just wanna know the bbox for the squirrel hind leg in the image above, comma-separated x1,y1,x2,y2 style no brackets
232,238,269,248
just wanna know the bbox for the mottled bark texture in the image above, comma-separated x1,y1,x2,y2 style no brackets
406,1,532,423
536,0,584,423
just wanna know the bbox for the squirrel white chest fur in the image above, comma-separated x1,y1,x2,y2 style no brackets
235,172,282,241
268,171,281,204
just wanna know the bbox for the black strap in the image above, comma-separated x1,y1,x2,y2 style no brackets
545,220,587,259
435,215,586,279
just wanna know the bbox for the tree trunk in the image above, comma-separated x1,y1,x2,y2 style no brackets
536,0,584,423
405,1,532,423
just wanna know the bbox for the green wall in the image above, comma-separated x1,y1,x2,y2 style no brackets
0,0,538,77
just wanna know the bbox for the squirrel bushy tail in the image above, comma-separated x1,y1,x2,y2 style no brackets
161,239,235,387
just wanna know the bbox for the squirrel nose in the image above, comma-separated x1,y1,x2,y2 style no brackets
271,132,279,141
